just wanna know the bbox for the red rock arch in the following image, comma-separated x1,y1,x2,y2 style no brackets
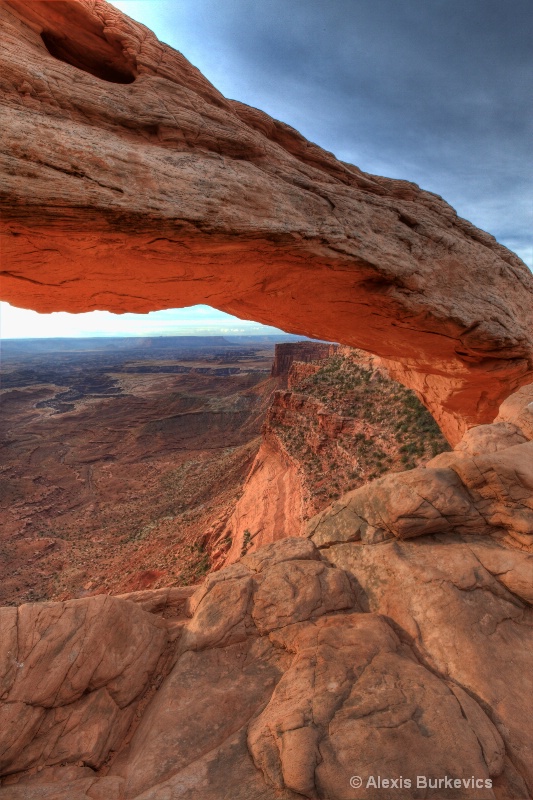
1,0,532,444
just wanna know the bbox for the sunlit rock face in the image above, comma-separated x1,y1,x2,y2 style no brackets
270,342,338,379
1,0,533,444
212,346,453,565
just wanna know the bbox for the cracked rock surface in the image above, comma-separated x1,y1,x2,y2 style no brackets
308,384,533,551
0,0,532,789
0,595,167,780
2,536,529,800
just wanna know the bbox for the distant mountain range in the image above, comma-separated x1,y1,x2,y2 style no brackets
1,334,314,355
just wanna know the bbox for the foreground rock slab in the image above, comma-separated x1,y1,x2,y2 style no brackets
1,0,533,442
1,522,532,798
0,595,167,778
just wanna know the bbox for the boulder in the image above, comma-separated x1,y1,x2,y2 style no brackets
0,532,531,798
0,595,167,777
325,537,533,796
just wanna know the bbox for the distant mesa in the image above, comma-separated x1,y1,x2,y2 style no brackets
1,336,237,354
270,341,338,378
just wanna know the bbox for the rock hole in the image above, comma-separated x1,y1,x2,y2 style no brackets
398,213,418,230
41,29,136,84
358,277,394,293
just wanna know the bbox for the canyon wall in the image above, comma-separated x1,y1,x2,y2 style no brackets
216,348,451,563
1,0,533,442
1,2,533,796
287,361,322,390
213,435,306,567
270,342,338,379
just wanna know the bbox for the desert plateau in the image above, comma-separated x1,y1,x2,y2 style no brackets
0,0,532,799
0,337,450,604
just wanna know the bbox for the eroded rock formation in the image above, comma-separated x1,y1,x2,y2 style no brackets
271,342,338,379
0,594,169,778
1,384,531,799
308,392,533,551
1,2,533,797
1,0,533,442
216,348,451,563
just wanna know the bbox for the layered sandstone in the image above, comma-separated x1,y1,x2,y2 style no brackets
287,361,322,390
212,435,306,567
1,2,533,796
308,385,533,551
271,342,338,379
1,0,533,442
216,350,451,562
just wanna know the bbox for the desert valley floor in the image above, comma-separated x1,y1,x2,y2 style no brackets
0,335,283,602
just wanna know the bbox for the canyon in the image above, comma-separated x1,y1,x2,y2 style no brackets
0,0,533,798
0,381,531,799
1,342,531,800
217,346,451,565
0,336,281,603
0,339,449,604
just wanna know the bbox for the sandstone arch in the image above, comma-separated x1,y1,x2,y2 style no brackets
1,0,532,443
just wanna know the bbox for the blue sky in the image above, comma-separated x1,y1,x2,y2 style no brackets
2,0,531,338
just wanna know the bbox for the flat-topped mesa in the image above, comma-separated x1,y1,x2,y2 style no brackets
1,0,532,443
271,342,338,379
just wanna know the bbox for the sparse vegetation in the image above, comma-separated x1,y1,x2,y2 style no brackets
241,529,252,557
268,351,451,515
176,541,211,583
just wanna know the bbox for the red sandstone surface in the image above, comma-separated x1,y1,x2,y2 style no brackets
217,348,451,564
271,342,338,378
1,2,533,798
1,342,450,602
1,0,533,442
0,380,532,798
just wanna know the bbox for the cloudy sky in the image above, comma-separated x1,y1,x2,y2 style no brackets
2,0,531,338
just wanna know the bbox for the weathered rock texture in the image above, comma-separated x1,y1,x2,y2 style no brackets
215,434,306,566
308,385,533,551
288,361,323,390
1,0,533,442
217,348,451,563
0,595,168,779
2,385,531,799
271,342,338,379
1,1,533,796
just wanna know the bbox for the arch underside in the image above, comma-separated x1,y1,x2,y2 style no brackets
1,0,532,444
